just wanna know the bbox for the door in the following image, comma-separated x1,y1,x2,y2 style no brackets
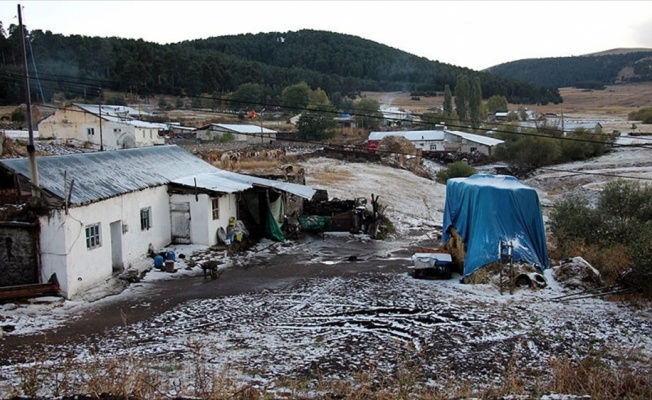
109,220,124,272
170,202,191,244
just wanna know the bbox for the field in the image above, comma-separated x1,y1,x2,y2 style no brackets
362,82,652,135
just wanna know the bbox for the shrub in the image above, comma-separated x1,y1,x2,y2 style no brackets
549,179,652,294
628,107,652,122
435,161,477,183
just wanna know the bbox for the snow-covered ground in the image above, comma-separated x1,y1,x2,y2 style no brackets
1,143,652,398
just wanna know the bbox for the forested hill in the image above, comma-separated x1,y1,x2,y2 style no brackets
0,27,561,106
485,49,652,89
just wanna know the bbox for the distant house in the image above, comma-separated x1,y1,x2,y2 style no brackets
494,111,509,121
0,145,315,299
37,104,166,149
334,114,358,129
368,130,446,153
367,126,503,156
444,130,504,156
168,124,197,140
381,107,414,127
520,120,603,133
196,123,277,144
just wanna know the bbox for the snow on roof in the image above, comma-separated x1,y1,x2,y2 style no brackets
202,123,277,134
1,130,40,139
449,173,535,190
100,114,168,129
445,130,504,147
368,130,445,141
0,146,216,205
172,170,316,200
74,103,151,118
0,146,314,205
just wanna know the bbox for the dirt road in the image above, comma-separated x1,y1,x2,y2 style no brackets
0,230,434,364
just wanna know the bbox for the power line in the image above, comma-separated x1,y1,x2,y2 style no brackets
2,70,647,150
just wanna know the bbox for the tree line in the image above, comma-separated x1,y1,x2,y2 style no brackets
0,24,562,107
486,51,652,88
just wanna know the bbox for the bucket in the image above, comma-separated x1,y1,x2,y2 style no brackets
164,260,175,273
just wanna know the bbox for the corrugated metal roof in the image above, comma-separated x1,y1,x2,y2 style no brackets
368,131,445,141
172,170,316,200
445,130,504,147
0,146,315,206
209,123,277,134
74,103,151,118
1,146,216,205
74,104,166,129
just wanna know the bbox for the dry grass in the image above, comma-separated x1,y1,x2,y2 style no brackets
548,237,633,287
309,165,353,186
8,341,651,399
363,82,652,135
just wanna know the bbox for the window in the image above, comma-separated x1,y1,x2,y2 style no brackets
85,223,101,249
87,127,95,135
211,198,219,220
140,207,151,230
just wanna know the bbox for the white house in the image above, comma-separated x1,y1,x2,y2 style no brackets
37,104,167,149
368,130,446,153
196,123,277,144
367,127,504,157
0,145,315,299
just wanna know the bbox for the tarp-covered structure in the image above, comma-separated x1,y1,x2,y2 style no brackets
442,174,549,277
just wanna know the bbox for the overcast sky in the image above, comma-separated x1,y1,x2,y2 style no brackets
1,1,651,71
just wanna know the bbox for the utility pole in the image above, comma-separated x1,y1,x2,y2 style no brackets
98,97,104,151
18,4,39,194
259,108,266,145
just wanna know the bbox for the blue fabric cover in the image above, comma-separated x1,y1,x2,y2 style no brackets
442,174,549,277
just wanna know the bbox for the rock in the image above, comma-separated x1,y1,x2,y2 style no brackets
553,257,604,291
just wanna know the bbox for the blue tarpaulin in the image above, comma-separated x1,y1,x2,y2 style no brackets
442,174,549,277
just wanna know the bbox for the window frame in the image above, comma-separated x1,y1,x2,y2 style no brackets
140,207,152,231
211,198,220,220
85,223,101,249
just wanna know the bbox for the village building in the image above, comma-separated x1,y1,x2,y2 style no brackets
368,130,446,153
37,104,167,149
519,119,603,133
0,145,315,299
367,127,504,157
196,123,277,144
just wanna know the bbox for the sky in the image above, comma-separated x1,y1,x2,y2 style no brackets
0,1,651,71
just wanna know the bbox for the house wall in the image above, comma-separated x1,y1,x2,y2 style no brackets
39,186,172,299
135,127,165,147
169,193,237,246
36,107,130,149
197,127,275,144
37,107,163,149
443,136,492,156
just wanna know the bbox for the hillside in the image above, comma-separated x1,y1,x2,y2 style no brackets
486,49,652,88
0,28,560,106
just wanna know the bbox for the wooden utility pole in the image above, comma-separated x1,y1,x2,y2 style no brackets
18,4,39,194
